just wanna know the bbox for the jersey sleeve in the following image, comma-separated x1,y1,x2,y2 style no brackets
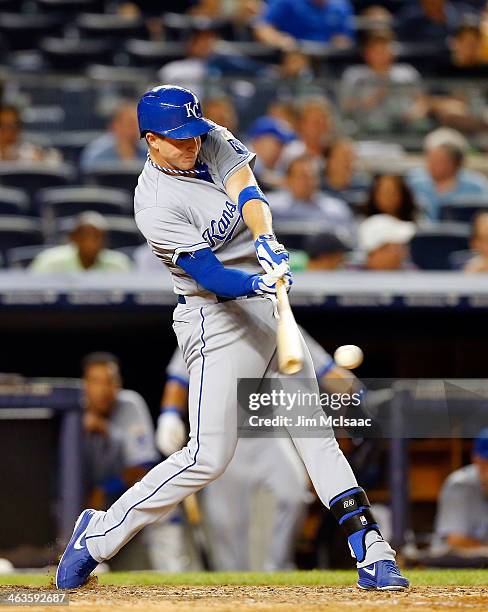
135,203,208,265
299,326,334,379
201,125,256,188
166,348,190,387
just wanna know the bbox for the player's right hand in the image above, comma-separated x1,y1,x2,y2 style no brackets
156,409,186,456
252,261,292,295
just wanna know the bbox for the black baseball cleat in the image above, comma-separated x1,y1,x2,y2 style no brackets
56,509,98,589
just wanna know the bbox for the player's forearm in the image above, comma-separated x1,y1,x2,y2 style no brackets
178,249,256,297
447,533,488,550
225,164,273,239
161,380,188,416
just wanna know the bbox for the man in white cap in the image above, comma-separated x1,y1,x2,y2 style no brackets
357,214,416,271
30,211,132,273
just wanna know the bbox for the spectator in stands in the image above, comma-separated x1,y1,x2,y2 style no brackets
158,26,266,97
322,137,369,201
279,50,314,81
357,214,416,270
436,20,488,76
340,30,424,134
30,211,132,273
304,230,352,270
362,174,419,222
268,99,297,132
79,101,145,173
0,105,61,164
407,128,488,220
269,154,353,234
397,0,478,44
81,352,158,510
203,94,239,135
433,428,488,550
464,212,488,272
247,116,295,190
158,26,218,94
254,0,355,50
280,95,334,171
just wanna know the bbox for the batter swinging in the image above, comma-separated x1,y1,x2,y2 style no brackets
56,86,409,591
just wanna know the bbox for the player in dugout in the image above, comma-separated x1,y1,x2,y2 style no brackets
56,85,409,591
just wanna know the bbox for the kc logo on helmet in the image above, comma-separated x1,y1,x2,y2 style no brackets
184,102,201,118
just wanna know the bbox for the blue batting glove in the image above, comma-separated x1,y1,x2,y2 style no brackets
254,233,289,273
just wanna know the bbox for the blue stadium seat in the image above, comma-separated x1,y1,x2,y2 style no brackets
46,131,105,165
34,0,105,16
0,217,43,258
0,187,30,216
40,37,113,71
39,186,132,222
410,223,471,270
56,215,144,248
124,39,186,68
273,219,332,251
0,164,76,214
76,13,146,41
5,244,48,269
83,162,143,193
449,249,474,271
0,13,63,51
439,198,488,223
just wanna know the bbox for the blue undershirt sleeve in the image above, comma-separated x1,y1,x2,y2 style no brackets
178,248,258,298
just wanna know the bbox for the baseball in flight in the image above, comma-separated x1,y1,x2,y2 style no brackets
334,345,364,369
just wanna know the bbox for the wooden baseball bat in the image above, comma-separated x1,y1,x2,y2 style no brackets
183,494,212,570
276,279,304,374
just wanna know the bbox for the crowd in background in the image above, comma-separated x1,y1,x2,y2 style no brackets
1,0,488,274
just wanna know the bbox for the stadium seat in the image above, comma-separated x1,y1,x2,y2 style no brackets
439,198,488,223
40,37,113,71
0,164,76,214
409,223,471,270
76,13,146,41
448,249,474,271
46,130,105,165
0,0,20,11
39,186,133,221
33,0,105,16
56,215,144,248
0,217,43,258
22,105,65,134
83,162,143,193
273,219,333,251
5,244,48,269
125,39,186,68
0,13,63,51
0,187,30,216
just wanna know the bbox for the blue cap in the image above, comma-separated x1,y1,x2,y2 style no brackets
137,85,215,140
474,427,488,459
247,116,295,144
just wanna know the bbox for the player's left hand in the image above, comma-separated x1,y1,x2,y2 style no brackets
254,233,289,273
252,261,293,295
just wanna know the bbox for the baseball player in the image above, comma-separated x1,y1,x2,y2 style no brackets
56,85,409,591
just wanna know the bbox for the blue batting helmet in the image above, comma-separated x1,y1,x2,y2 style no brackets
137,85,215,140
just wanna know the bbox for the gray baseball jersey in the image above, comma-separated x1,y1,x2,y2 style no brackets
84,390,158,488
134,124,259,296
434,464,488,543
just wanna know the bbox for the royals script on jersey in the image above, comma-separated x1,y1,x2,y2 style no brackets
134,124,259,296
